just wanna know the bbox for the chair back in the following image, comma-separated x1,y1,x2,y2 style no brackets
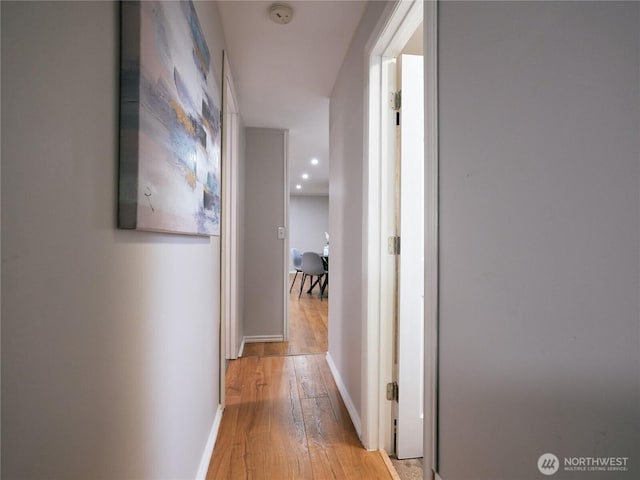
301,252,325,276
291,248,302,270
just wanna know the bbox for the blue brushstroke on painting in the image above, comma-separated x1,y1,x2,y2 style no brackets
180,0,211,80
202,92,220,139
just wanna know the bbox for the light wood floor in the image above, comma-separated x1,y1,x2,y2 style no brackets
206,353,393,479
205,274,392,478
243,273,328,356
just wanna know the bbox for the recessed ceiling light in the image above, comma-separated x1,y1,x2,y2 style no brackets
311,158,319,166
302,173,309,180
295,184,302,190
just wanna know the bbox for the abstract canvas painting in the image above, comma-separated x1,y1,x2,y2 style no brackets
119,0,221,236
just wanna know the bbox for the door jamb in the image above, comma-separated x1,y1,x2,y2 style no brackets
222,51,240,372
423,1,439,473
283,131,290,342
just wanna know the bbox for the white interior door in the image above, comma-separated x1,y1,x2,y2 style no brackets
396,53,424,459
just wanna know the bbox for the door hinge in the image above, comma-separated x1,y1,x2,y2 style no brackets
386,381,399,401
389,91,402,111
388,236,401,255
393,90,402,111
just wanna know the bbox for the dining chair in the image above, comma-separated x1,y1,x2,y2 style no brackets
298,251,327,300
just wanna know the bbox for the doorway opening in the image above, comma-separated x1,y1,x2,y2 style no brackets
392,42,425,461
286,193,330,355
241,132,331,358
282,103,331,358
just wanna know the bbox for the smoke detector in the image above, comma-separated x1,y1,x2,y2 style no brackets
269,3,293,25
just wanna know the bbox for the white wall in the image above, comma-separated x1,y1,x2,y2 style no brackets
289,195,329,270
1,1,225,478
242,128,287,339
437,1,640,478
328,0,389,432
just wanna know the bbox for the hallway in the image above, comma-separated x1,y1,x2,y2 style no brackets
243,273,328,357
205,353,393,479
204,275,393,477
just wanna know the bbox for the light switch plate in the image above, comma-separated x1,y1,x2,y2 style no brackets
277,226,286,240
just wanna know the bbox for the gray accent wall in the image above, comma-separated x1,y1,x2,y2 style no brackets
289,195,329,270
242,128,288,338
1,1,225,478
437,2,640,478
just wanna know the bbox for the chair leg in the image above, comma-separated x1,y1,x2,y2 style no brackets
320,273,328,299
307,276,320,294
298,273,307,299
318,274,325,300
289,270,299,293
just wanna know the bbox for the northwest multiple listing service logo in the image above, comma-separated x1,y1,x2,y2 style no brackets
538,453,560,475
537,453,630,476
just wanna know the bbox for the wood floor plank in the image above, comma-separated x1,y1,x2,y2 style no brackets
294,354,328,400
206,357,257,480
241,342,263,357
264,341,288,356
205,403,236,479
301,396,349,479
264,357,313,479
300,366,393,480
314,354,357,432
225,357,243,406
226,357,277,479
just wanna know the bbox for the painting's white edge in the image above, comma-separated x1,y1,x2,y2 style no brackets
195,404,223,480
326,352,362,437
221,52,229,364
243,335,284,343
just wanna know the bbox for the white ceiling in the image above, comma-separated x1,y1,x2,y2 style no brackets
217,0,367,195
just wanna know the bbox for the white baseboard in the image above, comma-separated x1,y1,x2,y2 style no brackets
325,352,362,436
238,337,246,357
243,335,284,343
195,404,223,480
